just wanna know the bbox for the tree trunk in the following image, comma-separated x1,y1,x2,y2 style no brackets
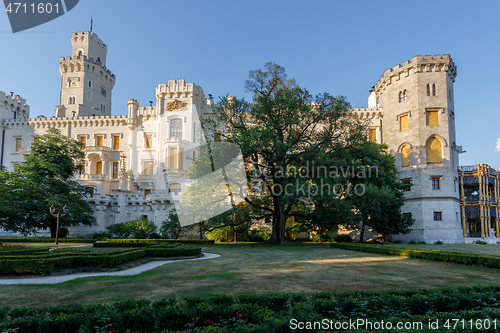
271,197,288,243
359,222,365,243
50,225,57,238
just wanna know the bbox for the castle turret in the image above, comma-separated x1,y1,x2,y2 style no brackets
373,54,462,243
56,31,115,118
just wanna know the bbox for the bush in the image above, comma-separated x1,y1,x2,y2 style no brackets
247,231,271,242
206,226,236,243
474,240,487,244
330,243,500,270
333,235,353,243
91,231,110,241
312,233,331,243
105,223,132,238
418,241,427,244
58,227,69,238
125,217,158,239
435,241,443,245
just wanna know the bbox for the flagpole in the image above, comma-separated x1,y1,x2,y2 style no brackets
90,17,93,33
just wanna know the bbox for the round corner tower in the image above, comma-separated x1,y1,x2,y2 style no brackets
56,31,115,118
373,54,463,243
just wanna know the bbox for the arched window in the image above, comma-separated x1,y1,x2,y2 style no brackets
95,161,103,174
403,90,408,101
401,145,410,167
427,84,430,96
399,91,403,103
426,137,442,164
170,118,182,139
78,50,83,58
432,84,436,96
88,81,92,88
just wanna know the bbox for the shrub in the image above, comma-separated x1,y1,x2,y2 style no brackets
333,235,353,243
58,227,69,238
91,231,110,241
105,223,133,238
312,233,331,243
125,217,158,239
474,240,487,244
435,241,443,245
408,240,417,244
247,230,271,242
418,241,427,244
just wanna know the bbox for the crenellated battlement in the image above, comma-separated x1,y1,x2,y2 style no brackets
156,79,205,96
0,90,28,106
375,54,457,93
351,107,383,119
71,31,107,49
59,55,115,78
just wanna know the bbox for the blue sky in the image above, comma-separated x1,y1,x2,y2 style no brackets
1,0,498,168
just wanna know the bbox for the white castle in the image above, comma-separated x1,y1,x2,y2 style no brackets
0,32,466,243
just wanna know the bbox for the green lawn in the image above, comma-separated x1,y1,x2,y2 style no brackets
2,243,500,308
384,243,500,255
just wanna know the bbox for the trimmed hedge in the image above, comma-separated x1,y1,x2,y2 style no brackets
0,237,95,244
106,238,214,244
331,243,500,269
0,246,201,275
93,241,151,248
2,286,500,332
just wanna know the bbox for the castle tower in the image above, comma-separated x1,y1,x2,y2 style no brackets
373,55,463,243
56,31,115,117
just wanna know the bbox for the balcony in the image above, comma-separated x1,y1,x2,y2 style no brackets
85,146,112,153
76,174,107,181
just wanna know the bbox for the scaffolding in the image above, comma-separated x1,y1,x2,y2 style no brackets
459,164,500,238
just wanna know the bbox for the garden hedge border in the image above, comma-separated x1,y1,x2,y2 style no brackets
330,243,500,269
2,285,500,332
106,238,215,244
0,246,201,275
0,237,95,244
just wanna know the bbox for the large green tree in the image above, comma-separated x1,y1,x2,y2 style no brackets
190,62,414,243
0,128,96,237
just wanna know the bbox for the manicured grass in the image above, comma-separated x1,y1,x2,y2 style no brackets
2,243,500,308
385,243,500,255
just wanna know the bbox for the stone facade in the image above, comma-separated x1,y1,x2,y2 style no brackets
0,32,467,242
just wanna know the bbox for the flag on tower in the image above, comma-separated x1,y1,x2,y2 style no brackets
90,17,93,33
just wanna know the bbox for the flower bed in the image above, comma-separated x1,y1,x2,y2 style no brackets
0,244,25,251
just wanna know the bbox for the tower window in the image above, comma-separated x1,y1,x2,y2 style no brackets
426,137,442,164
427,84,430,96
403,90,407,101
399,91,403,103
426,111,439,126
400,115,409,131
89,81,92,88
434,211,442,221
432,84,436,96
101,87,107,97
432,177,440,190
369,128,377,142
170,119,183,139
401,178,411,191
145,134,153,148
15,138,22,152
401,145,410,167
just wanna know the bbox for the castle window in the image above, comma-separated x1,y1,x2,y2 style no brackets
143,161,154,175
433,211,442,221
399,91,403,103
79,135,86,149
145,134,153,149
15,137,21,152
426,111,439,126
369,128,377,142
96,135,104,147
88,81,92,88
95,161,103,175
112,162,119,179
101,87,107,97
432,177,441,190
426,138,442,164
432,84,436,96
170,118,182,140
400,115,409,131
401,145,410,167
112,135,120,150
401,178,411,191
169,183,181,195
427,84,430,96
403,90,407,101
78,50,83,58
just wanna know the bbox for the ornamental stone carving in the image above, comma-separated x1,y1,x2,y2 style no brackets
165,99,186,111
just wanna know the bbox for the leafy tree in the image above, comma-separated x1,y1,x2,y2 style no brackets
160,209,184,239
0,128,96,237
191,62,414,243
198,62,368,243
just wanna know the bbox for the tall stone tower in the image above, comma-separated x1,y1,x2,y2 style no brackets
56,31,115,117
371,55,463,243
